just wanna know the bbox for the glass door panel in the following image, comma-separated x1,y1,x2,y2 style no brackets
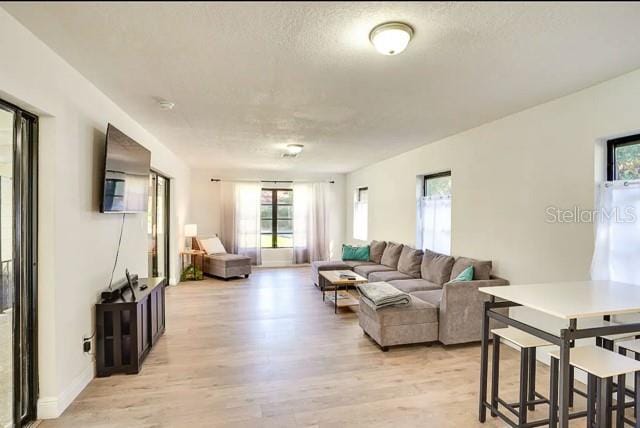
155,176,167,279
0,107,14,428
148,172,169,279
0,99,36,428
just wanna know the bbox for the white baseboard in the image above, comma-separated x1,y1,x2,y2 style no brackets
37,362,94,419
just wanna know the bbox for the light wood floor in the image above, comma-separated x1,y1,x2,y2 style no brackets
41,267,589,427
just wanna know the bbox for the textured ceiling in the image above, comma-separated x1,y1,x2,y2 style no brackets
4,2,640,174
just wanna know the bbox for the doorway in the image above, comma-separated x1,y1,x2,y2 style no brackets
148,171,169,280
0,99,38,428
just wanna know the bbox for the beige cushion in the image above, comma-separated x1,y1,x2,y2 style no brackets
380,242,403,269
450,257,492,281
359,294,438,326
389,279,442,293
411,290,443,308
343,260,376,269
368,271,412,283
353,264,393,278
421,249,455,285
369,240,387,264
397,246,423,278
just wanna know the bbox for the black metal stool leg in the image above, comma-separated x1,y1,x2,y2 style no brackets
616,373,625,428
550,356,558,428
588,374,596,427
597,377,612,428
519,348,529,425
569,365,575,408
528,347,536,411
635,371,640,428
490,334,500,417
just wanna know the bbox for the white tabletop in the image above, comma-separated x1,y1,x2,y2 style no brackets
480,280,640,320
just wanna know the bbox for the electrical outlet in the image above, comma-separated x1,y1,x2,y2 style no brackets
83,338,91,353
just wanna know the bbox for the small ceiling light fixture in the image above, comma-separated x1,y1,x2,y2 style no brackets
285,144,304,155
158,99,175,110
369,22,414,56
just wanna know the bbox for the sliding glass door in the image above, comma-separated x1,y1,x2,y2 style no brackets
148,171,169,279
0,100,38,428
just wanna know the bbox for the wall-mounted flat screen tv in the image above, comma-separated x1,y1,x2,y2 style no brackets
101,124,151,213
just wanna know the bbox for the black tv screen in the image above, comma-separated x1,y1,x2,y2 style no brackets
101,124,151,213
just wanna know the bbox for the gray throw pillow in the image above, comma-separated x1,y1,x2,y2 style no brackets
450,257,492,281
369,240,387,263
421,249,455,285
380,242,403,269
397,246,423,278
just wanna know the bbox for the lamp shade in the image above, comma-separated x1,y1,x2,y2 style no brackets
184,224,198,237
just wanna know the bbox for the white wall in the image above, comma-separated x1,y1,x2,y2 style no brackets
189,169,346,262
0,9,191,419
345,67,640,362
346,68,640,284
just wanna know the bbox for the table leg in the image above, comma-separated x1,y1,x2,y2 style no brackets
558,321,575,428
334,284,338,314
479,300,491,422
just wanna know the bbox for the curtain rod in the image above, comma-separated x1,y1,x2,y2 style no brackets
210,178,335,184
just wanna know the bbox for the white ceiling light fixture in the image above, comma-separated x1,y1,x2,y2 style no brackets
282,144,304,158
369,22,414,56
158,99,175,110
286,144,304,155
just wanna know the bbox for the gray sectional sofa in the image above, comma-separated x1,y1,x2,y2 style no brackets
311,240,508,350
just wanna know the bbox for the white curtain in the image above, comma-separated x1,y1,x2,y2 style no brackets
220,181,262,265
417,196,452,255
292,182,330,263
591,182,640,285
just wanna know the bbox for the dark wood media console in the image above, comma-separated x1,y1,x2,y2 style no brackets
96,277,166,377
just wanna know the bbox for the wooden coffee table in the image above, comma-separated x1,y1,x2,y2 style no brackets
319,270,367,314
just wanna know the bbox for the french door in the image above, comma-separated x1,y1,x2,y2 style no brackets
148,171,169,280
0,99,38,427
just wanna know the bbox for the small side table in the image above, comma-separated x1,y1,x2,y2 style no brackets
180,250,205,281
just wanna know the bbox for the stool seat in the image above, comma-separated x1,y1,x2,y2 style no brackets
593,319,640,341
492,327,551,348
618,339,640,355
549,346,640,378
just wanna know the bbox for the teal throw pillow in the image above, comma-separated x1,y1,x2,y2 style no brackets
342,244,370,261
451,265,474,282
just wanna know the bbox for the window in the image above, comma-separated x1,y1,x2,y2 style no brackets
353,187,368,240
417,172,452,255
261,189,293,248
608,135,640,181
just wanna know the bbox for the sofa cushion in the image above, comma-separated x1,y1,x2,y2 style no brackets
343,260,376,269
205,253,251,267
353,264,393,278
368,271,413,283
380,242,403,269
369,240,387,264
411,290,443,308
389,279,442,293
397,246,423,278
311,260,351,285
421,249,455,285
450,257,492,281
359,294,438,326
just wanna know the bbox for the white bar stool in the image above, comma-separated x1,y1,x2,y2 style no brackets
491,327,551,427
617,339,640,427
549,346,640,428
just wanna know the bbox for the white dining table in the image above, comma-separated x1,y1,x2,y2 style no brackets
478,280,640,428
